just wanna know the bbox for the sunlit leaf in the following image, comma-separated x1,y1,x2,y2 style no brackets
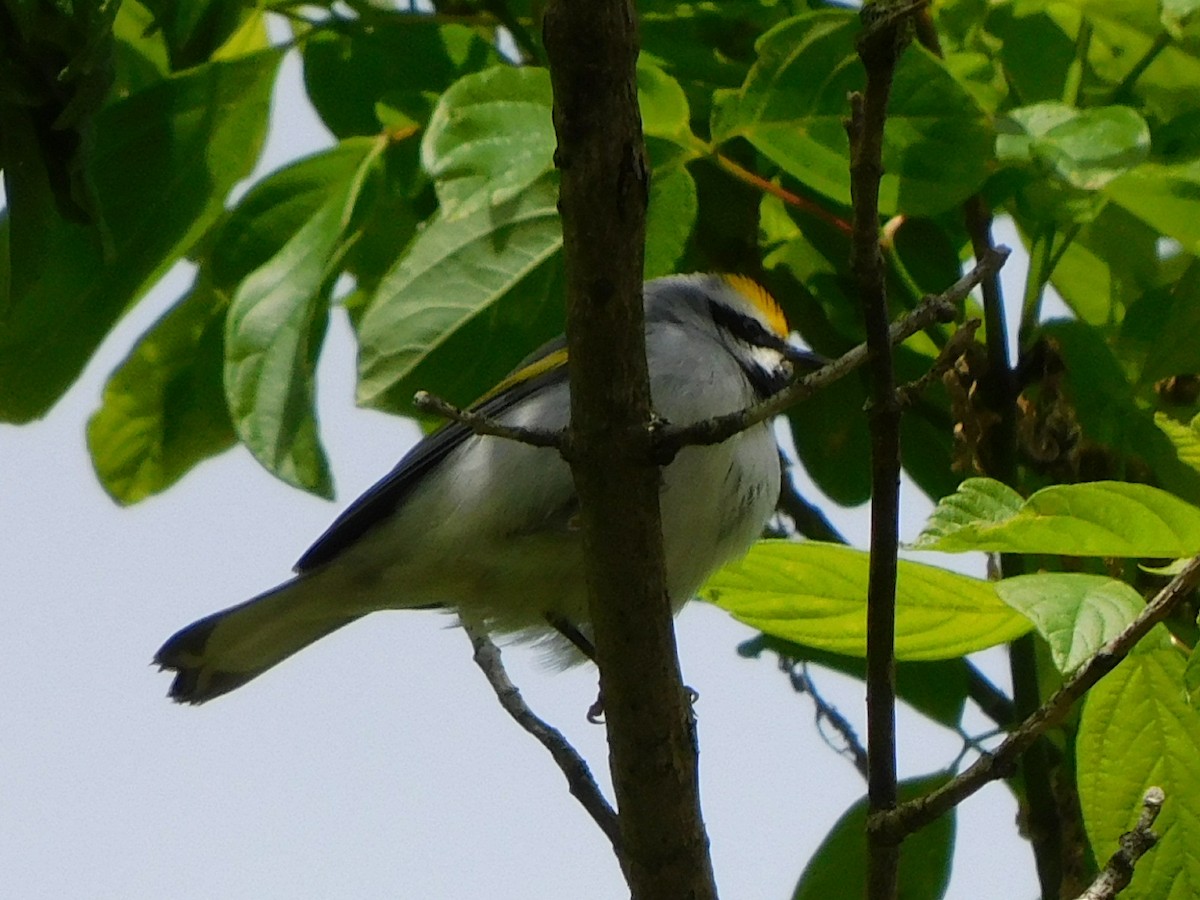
1078,636,1200,899
704,542,1031,660
422,66,556,218
1106,160,1200,253
998,102,1150,189
915,478,1200,557
995,574,1143,673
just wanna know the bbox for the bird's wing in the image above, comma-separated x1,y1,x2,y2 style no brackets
294,340,569,574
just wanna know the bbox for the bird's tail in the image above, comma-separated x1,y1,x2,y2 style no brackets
154,575,361,704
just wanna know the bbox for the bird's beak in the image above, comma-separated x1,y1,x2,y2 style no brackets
783,338,827,373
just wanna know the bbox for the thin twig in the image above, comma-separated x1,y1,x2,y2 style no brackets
874,556,1200,841
461,622,623,859
783,659,869,780
412,391,564,449
653,247,1007,460
895,319,981,409
712,153,853,235
1074,788,1165,900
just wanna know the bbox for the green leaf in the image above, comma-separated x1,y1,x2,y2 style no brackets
302,21,500,138
1106,160,1200,254
1078,637,1200,899
794,772,955,900
357,175,565,412
225,139,386,496
87,279,235,505
0,50,280,423
915,478,1200,557
998,103,1151,190
789,376,872,506
1125,261,1200,386
637,59,693,143
1048,204,1161,327
712,10,992,215
1041,319,1200,502
138,0,253,69
644,166,697,279
704,542,1031,660
995,574,1143,674
211,139,390,292
421,66,555,218
1184,644,1200,709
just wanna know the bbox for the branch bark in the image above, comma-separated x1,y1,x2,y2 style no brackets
846,5,918,898
462,622,623,859
542,2,718,897
1074,788,1165,900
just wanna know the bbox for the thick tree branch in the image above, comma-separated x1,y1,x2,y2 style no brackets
462,622,623,859
874,555,1200,840
1074,788,1165,900
542,1,717,897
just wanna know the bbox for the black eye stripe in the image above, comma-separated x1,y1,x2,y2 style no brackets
708,299,780,349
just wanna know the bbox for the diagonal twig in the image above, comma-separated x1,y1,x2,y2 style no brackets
461,622,623,861
1074,787,1165,900
873,556,1200,842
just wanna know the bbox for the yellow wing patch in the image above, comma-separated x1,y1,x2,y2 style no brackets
720,274,790,339
476,346,569,405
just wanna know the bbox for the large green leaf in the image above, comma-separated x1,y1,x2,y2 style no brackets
704,542,1031,660
422,66,555,218
0,50,280,423
1106,160,1200,254
209,140,387,293
88,140,385,503
1048,204,1161,327
794,772,956,900
644,165,697,279
87,279,235,505
225,139,386,497
711,10,993,216
302,20,500,138
914,478,1200,557
1078,636,1200,899
995,574,1144,674
356,175,565,412
997,102,1151,190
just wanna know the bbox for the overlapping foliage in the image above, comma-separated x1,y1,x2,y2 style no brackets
5,0,1200,896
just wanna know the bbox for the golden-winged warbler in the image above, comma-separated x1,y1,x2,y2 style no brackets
156,273,819,703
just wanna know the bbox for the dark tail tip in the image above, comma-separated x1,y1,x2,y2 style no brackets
154,614,250,705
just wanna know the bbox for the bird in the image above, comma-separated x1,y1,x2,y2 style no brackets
155,273,819,703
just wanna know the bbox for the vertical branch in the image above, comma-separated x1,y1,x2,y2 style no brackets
847,4,915,898
542,2,718,898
